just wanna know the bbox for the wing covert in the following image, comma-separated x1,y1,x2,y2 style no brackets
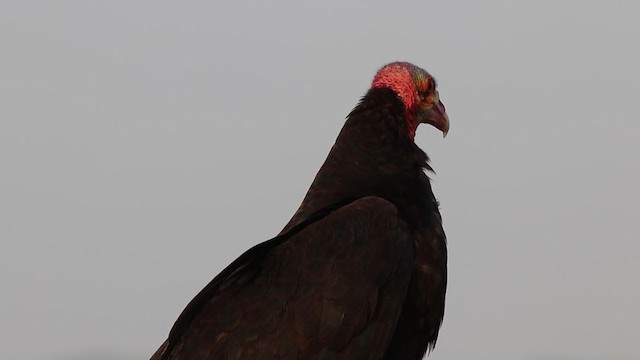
159,196,414,359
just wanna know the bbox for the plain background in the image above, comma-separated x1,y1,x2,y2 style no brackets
1,1,638,359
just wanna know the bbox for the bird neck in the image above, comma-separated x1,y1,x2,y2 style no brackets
281,89,434,233
367,85,418,139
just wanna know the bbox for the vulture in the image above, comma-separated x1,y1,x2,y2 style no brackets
151,62,450,360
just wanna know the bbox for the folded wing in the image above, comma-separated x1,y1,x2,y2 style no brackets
155,196,414,359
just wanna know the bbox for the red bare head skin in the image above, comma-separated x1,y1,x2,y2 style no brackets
372,62,450,139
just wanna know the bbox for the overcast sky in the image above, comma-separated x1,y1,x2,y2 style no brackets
1,1,639,359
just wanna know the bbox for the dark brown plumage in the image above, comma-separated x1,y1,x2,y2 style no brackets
151,62,449,360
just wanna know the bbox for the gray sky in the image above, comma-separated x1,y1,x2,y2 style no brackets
1,1,639,359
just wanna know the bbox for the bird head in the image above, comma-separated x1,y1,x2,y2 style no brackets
372,62,449,139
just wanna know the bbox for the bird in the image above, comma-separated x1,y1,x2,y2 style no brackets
151,61,450,360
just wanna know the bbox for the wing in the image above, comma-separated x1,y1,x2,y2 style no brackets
154,196,414,360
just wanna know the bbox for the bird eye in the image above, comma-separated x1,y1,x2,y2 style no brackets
427,78,436,92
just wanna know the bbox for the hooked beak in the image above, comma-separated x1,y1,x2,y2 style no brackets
421,91,450,138
436,100,450,138
419,90,449,138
